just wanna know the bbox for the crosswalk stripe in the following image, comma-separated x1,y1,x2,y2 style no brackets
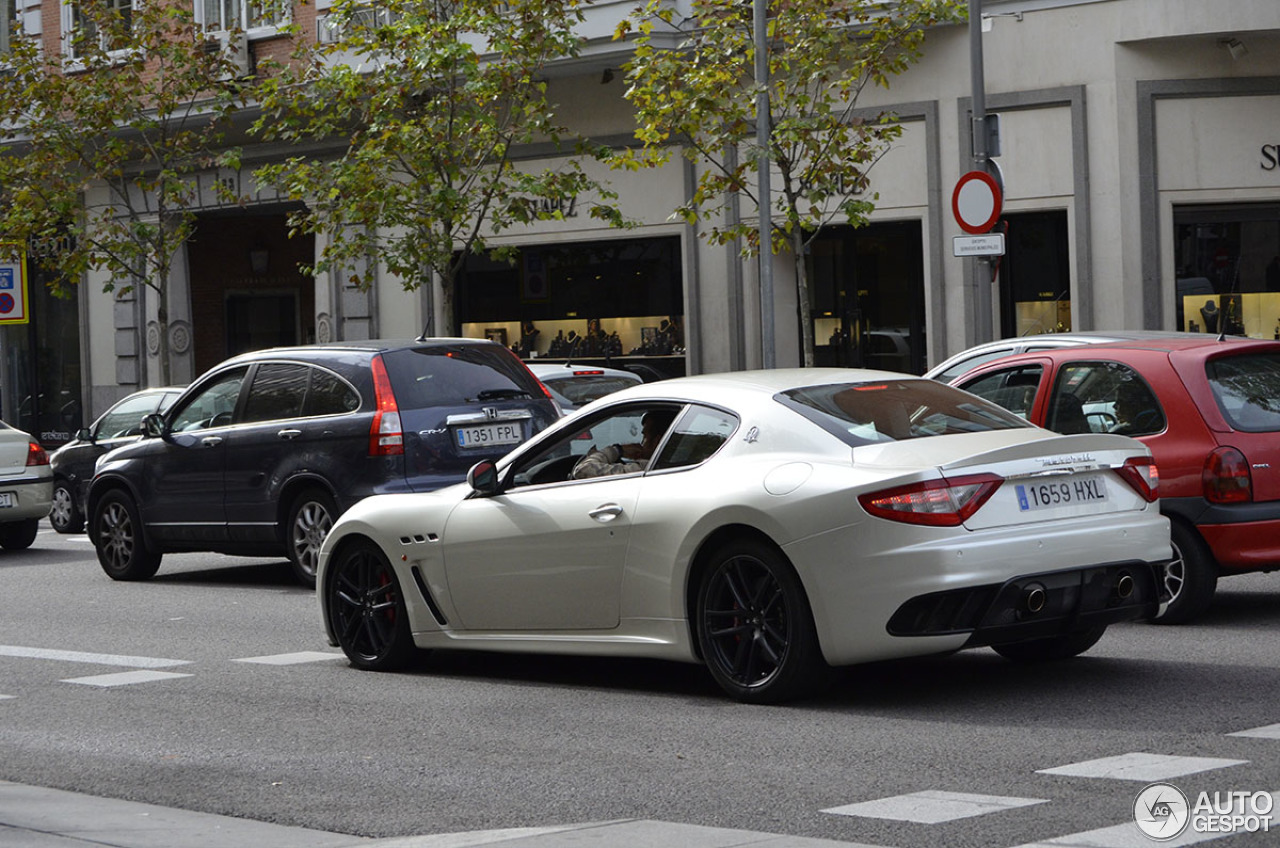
62,671,193,687
233,651,344,665
1036,753,1247,781
823,791,1048,824
1227,723,1280,739
0,645,189,668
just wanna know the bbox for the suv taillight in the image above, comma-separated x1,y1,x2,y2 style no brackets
1203,446,1251,504
1114,457,1159,502
858,473,1002,527
26,442,49,467
368,354,404,457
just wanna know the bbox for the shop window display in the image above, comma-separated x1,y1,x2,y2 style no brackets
457,236,685,377
1174,204,1280,339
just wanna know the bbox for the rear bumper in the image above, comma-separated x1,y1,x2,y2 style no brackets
0,476,54,522
1162,496,1280,571
887,562,1161,647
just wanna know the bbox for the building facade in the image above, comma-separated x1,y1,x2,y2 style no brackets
3,0,1279,443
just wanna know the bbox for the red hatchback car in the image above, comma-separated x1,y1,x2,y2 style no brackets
951,336,1280,624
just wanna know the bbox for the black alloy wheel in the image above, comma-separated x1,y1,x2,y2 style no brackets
1153,521,1218,625
696,540,828,704
991,625,1107,661
326,539,417,671
49,481,84,534
0,518,39,550
286,488,337,588
92,489,162,580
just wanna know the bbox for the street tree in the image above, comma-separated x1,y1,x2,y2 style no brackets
617,0,964,366
252,0,625,336
0,0,250,385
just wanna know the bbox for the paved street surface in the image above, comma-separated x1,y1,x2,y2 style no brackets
2,526,1278,847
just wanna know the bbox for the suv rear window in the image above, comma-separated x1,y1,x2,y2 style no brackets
381,345,543,409
1207,352,1280,432
777,379,1030,447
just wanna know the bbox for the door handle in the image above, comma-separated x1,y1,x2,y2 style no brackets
588,503,623,522
200,435,223,447
277,429,303,440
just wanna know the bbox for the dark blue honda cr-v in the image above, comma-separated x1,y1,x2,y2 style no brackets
87,338,559,586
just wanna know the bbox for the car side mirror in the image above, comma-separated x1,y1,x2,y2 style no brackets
467,460,501,496
142,413,166,438
75,427,93,442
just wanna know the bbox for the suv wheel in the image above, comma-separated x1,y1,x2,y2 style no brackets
92,489,162,580
0,518,39,550
50,481,84,534
287,488,336,589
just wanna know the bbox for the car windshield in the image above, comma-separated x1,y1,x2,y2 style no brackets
778,379,1031,447
381,345,543,409
543,376,638,407
1206,352,1280,433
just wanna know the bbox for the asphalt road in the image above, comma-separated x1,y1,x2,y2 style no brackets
2,526,1278,847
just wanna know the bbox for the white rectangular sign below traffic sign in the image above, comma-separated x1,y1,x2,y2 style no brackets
953,234,1005,257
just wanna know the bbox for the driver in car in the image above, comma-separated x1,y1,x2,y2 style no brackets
572,409,677,479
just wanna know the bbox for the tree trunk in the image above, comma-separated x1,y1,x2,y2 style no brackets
791,229,815,367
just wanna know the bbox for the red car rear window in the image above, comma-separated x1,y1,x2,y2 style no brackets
1206,353,1280,433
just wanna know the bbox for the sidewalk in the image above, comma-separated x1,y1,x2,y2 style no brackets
0,781,881,848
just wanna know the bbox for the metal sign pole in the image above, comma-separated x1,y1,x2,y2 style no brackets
754,0,775,369
969,0,994,344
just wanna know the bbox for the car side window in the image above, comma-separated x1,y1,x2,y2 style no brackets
507,404,678,488
303,368,360,417
170,370,247,432
958,366,1043,420
934,347,1018,383
651,406,738,471
242,363,310,424
95,394,163,440
1050,361,1165,436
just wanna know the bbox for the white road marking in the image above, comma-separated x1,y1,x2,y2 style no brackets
1036,753,1248,781
62,671,193,687
1227,723,1280,739
234,651,344,665
0,695,14,701
822,790,1048,824
0,645,189,668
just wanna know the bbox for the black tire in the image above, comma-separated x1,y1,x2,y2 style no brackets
92,489,161,580
1152,521,1218,625
695,539,829,704
325,538,418,671
0,518,39,550
286,488,337,589
49,481,84,534
992,625,1107,662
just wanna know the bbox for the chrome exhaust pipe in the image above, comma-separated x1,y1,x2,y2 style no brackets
1022,585,1046,614
1114,573,1134,600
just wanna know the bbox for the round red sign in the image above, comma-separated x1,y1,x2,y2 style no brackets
951,170,1003,234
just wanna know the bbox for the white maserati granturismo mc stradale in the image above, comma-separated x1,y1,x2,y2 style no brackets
316,369,1171,703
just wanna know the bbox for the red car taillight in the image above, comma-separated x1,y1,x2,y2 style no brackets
1114,456,1159,502
26,442,49,467
858,473,1002,527
368,354,404,457
1203,446,1251,504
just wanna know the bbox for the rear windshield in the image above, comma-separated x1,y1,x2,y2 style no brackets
778,379,1031,447
1207,352,1280,433
544,376,638,407
381,345,544,410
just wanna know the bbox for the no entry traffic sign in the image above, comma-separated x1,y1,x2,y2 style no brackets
951,170,1003,234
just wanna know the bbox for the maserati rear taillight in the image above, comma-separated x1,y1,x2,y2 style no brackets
1114,457,1159,502
368,354,404,457
859,474,1003,527
1203,446,1251,504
